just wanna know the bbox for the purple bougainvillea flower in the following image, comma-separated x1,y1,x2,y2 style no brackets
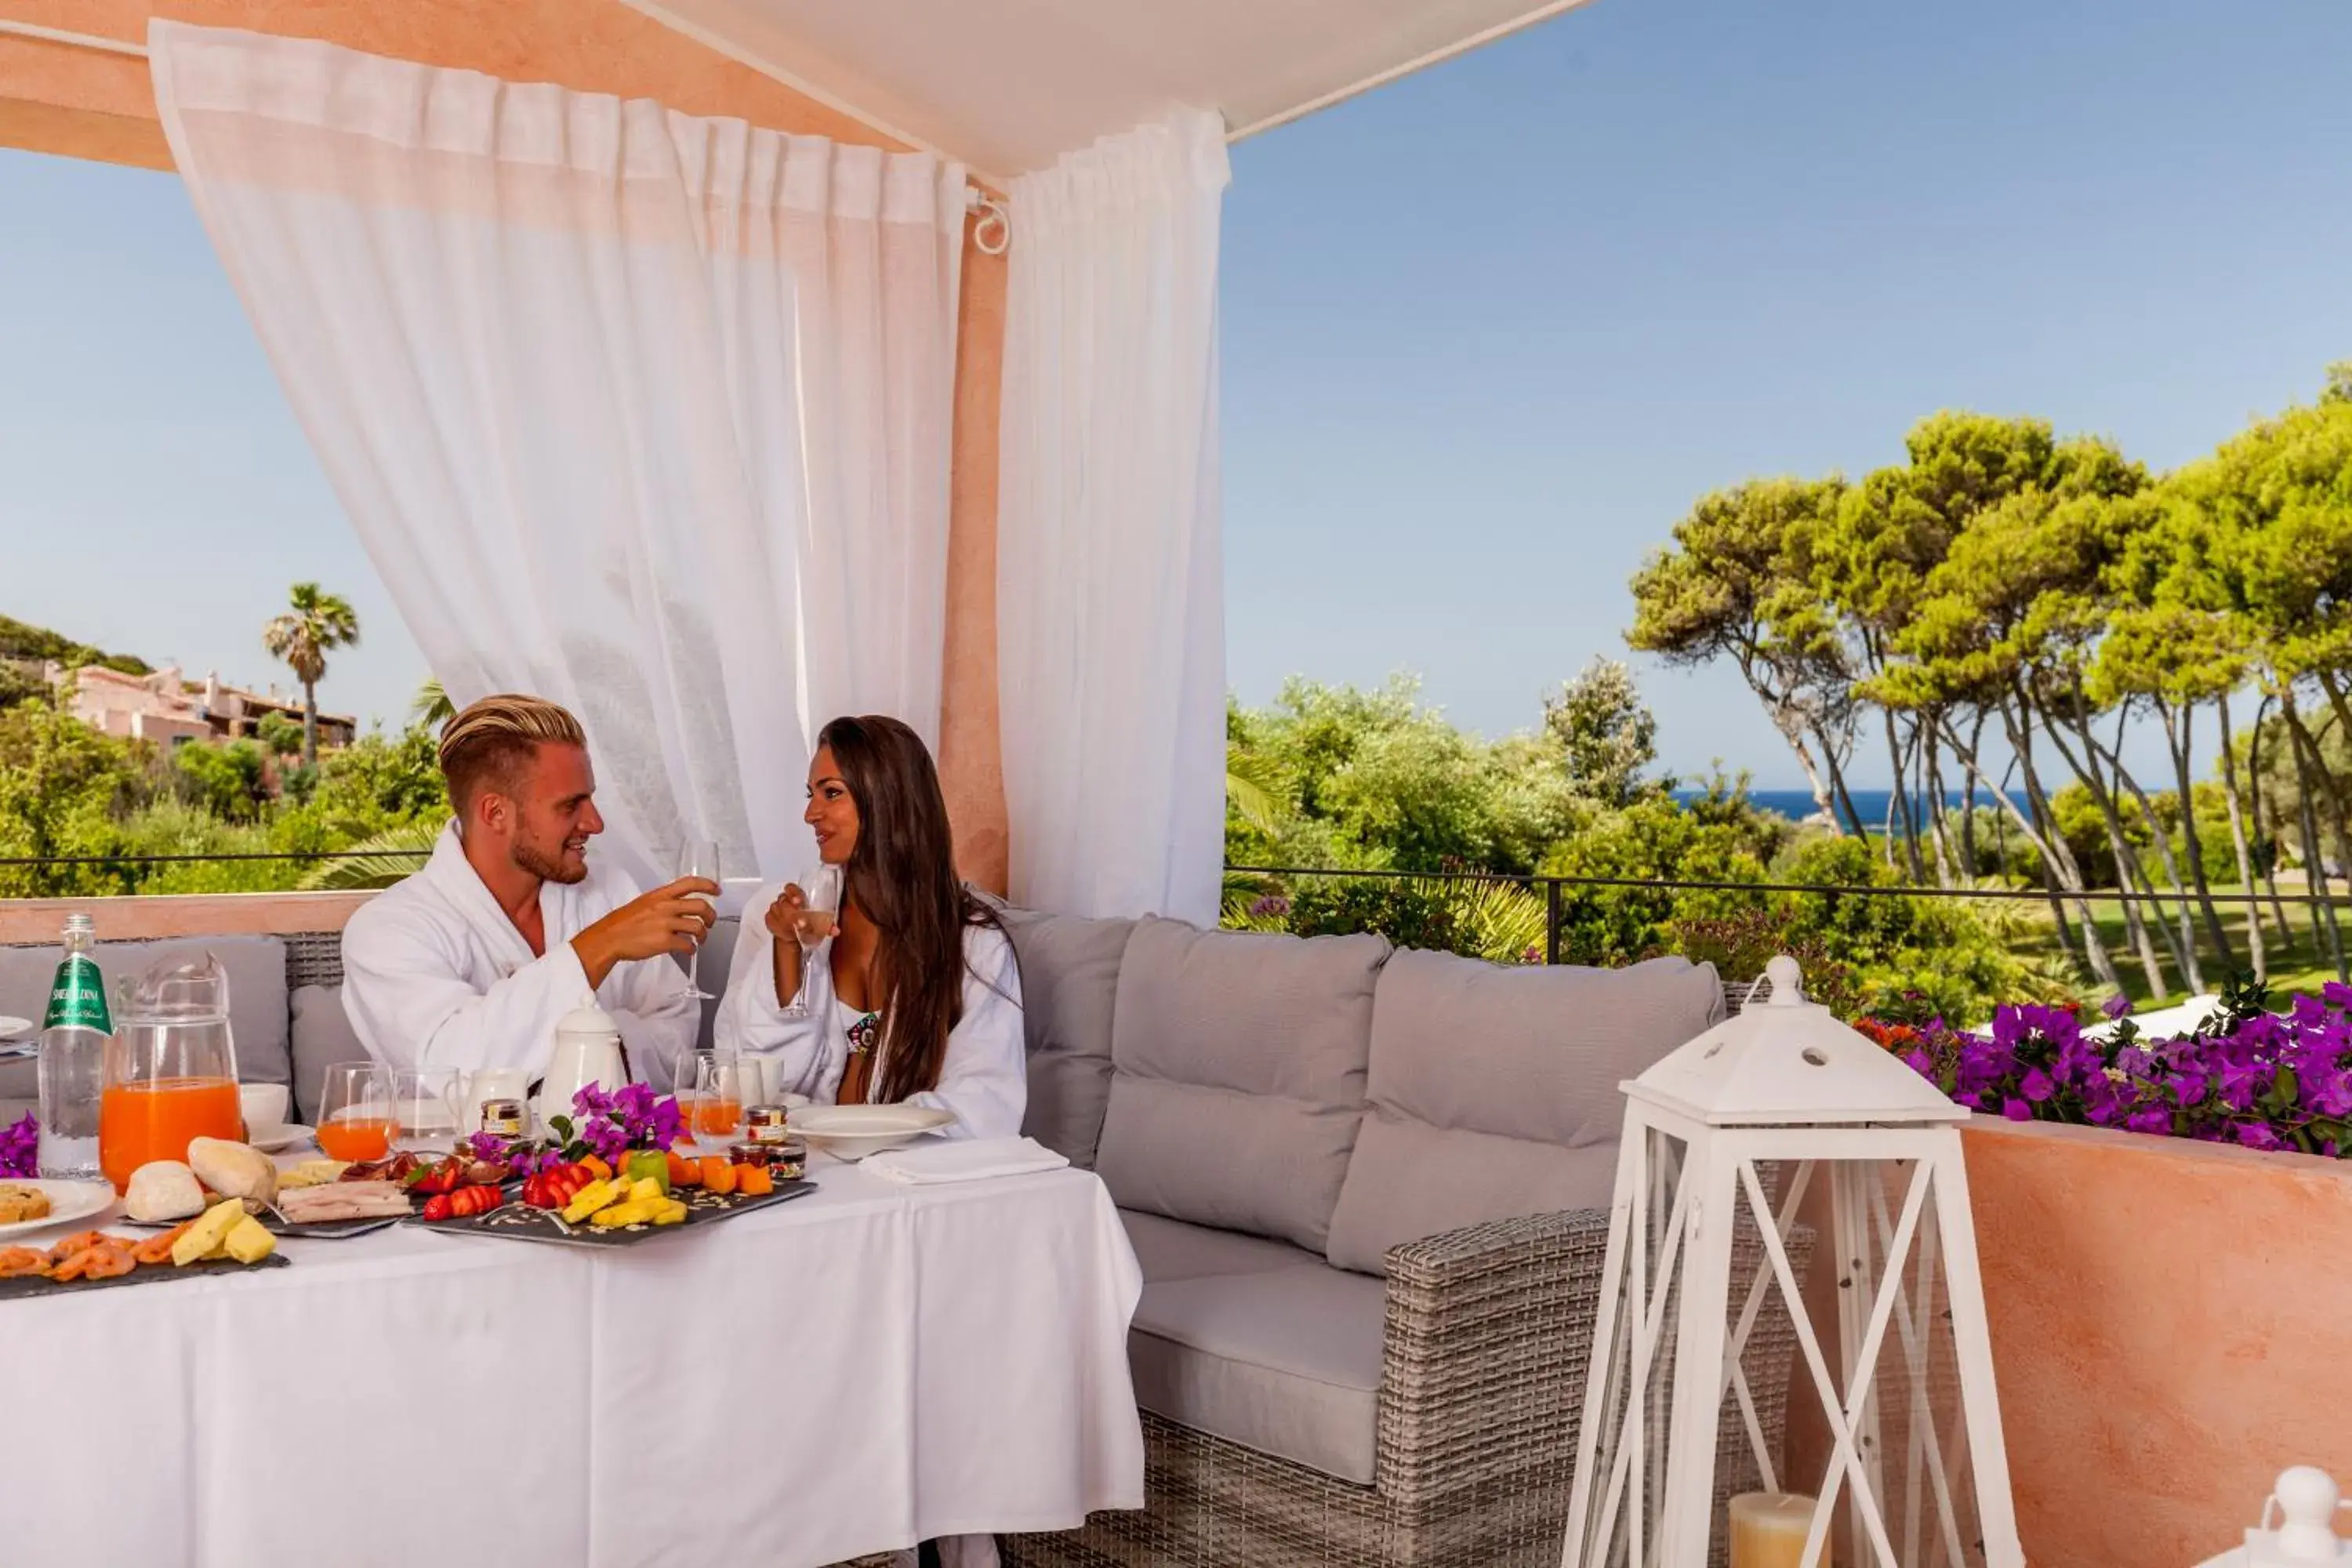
2216,1061,2266,1112
2001,1097,2034,1122
2125,1106,2172,1135
0,1112,37,1180
2020,1068,2055,1104
2101,993,2132,1021
2234,1122,2285,1152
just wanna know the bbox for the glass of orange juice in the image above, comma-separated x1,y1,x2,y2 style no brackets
100,954,245,1192
314,1062,397,1163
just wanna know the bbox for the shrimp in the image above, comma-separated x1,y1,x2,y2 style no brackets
78,1244,136,1279
0,1246,50,1278
133,1221,194,1266
48,1230,111,1263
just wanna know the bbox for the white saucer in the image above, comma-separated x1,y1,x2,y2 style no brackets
246,1123,316,1154
790,1105,956,1160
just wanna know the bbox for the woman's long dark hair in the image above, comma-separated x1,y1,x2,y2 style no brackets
818,714,1001,1104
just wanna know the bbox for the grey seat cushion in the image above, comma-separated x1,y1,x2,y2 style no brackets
1130,1261,1388,1486
1325,950,1723,1276
1121,1207,1326,1283
1097,919,1389,1253
289,983,368,1123
1000,906,1134,1168
0,935,291,1102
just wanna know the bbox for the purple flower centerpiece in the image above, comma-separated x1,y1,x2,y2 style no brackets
0,1112,36,1180
1884,972,2352,1157
463,1083,684,1177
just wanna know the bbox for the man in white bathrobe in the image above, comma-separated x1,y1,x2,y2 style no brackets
342,693,711,1083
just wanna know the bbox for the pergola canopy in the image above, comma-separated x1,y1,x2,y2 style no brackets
619,0,1598,181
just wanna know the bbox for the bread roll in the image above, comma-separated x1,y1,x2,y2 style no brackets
125,1160,207,1222
187,1137,278,1206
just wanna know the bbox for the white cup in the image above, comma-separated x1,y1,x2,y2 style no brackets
238,1082,290,1131
466,1068,532,1135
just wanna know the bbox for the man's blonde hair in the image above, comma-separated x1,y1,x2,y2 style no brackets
438,694,587,814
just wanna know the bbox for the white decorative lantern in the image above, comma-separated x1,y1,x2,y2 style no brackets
2194,1467,2352,1566
1559,956,2024,1568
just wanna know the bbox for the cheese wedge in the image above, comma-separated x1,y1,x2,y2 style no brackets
172,1198,248,1266
223,1215,277,1264
277,1160,350,1190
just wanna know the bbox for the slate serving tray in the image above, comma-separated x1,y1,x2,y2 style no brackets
119,1205,408,1241
0,1250,289,1302
408,1178,813,1249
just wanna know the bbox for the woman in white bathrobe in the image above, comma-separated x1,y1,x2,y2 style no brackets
716,714,1024,1143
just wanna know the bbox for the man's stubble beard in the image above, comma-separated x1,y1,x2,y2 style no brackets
512,838,589,886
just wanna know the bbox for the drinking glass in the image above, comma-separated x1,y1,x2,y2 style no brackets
314,1061,396,1163
670,1044,710,1147
388,1068,464,1156
782,864,843,1021
677,837,721,1000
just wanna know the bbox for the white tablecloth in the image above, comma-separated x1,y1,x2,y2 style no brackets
5,1158,1145,1567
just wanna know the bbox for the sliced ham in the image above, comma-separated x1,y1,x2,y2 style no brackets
277,1181,412,1224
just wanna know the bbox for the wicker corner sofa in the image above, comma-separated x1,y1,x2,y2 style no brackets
992,911,1813,1568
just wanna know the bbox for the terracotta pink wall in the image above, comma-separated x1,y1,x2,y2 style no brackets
0,0,1011,891
0,891,372,944
1784,1117,2352,1565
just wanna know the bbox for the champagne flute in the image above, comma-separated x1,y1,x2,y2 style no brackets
782,864,843,1020
677,837,721,1000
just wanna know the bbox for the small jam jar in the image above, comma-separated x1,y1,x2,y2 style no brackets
745,1105,791,1144
478,1098,527,1138
728,1141,772,1168
768,1134,808,1181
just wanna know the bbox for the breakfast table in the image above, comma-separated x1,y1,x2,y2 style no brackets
2,1152,1145,1567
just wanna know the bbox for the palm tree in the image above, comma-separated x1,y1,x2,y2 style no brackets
261,583,360,770
412,676,456,729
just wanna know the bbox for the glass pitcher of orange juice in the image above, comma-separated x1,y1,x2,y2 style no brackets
100,954,244,1193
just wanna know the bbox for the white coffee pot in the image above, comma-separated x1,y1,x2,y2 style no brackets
535,993,626,1134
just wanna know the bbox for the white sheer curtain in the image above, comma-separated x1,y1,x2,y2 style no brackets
150,20,964,887
997,109,1230,924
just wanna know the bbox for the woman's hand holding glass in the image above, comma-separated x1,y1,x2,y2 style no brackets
766,866,840,1020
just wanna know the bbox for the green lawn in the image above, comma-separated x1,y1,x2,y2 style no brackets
2014,877,2351,1007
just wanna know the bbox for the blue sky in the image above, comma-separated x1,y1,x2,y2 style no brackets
6,0,2352,785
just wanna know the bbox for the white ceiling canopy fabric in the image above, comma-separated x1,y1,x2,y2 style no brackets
618,0,1601,180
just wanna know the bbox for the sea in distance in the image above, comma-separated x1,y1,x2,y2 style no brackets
1679,787,2034,828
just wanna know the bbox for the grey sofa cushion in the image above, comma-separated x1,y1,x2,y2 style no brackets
1000,907,1134,1168
1097,919,1388,1252
1121,1207,1326,1284
0,935,291,1102
1130,1261,1388,1486
1325,950,1722,1276
289,983,368,1123
688,916,739,1054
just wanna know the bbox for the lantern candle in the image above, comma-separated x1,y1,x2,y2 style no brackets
1728,1493,1820,1568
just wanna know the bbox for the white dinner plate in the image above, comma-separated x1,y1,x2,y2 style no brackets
0,1015,33,1040
790,1105,956,1160
0,1178,115,1241
0,1016,34,1058
246,1123,316,1154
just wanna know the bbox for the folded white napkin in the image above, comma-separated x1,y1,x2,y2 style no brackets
862,1135,1069,1185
